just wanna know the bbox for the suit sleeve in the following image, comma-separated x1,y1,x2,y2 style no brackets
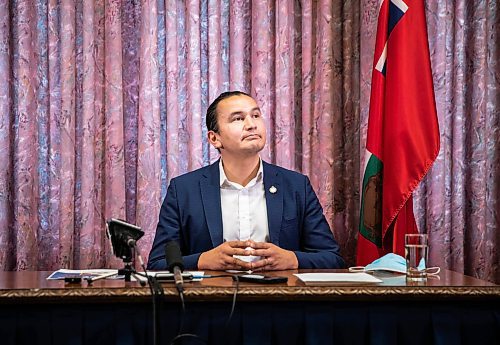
293,176,345,268
147,179,201,270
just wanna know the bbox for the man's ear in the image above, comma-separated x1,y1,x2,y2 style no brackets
208,131,223,149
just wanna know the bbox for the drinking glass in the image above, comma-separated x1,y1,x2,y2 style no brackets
405,234,428,281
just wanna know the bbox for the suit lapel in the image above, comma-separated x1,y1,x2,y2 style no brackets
200,160,224,247
263,162,283,245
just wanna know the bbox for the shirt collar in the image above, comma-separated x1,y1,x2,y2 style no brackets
219,158,263,188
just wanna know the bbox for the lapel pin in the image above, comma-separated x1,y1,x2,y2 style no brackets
269,186,277,194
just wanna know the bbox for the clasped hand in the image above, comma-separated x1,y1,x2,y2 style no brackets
197,240,298,271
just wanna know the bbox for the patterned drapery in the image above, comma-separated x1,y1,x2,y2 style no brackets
0,0,498,283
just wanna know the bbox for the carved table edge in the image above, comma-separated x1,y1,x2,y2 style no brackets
0,285,499,303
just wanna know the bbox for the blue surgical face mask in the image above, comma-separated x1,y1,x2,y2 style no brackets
365,253,409,273
349,253,439,275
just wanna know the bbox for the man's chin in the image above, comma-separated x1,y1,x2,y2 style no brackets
243,144,265,154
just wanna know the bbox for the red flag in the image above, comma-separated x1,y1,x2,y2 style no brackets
357,0,440,265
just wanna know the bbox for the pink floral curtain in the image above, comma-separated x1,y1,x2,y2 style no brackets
0,0,498,283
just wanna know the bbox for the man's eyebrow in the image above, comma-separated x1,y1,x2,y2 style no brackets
229,107,261,117
229,111,244,117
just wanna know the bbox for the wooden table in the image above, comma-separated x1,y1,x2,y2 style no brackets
0,270,498,345
0,269,498,302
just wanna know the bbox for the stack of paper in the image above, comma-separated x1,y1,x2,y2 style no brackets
47,269,118,280
294,273,382,285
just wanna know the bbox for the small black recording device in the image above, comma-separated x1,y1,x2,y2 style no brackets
233,274,288,284
64,276,82,284
155,272,194,282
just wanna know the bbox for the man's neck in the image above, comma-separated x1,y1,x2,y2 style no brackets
221,155,261,187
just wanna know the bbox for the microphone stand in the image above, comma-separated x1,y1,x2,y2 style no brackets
116,239,144,282
118,260,144,283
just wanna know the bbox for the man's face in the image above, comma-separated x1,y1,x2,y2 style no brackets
209,95,267,158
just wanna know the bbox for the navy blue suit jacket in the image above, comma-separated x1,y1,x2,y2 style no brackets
147,160,345,270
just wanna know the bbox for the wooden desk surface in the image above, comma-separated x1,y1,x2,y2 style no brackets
0,269,498,304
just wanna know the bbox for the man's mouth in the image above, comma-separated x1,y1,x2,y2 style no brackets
242,134,260,140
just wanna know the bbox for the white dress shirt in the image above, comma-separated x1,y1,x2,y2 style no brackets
219,159,269,261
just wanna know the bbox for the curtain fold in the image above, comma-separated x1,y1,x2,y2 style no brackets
12,1,40,270
0,0,12,269
0,0,498,283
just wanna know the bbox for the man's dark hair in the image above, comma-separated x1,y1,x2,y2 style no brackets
206,91,251,133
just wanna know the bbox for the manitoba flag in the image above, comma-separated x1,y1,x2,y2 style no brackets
356,0,440,265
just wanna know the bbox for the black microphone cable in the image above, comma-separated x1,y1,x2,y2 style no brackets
226,275,240,328
165,241,203,344
164,242,245,344
165,241,207,345
138,257,161,345
132,242,163,345
168,273,240,345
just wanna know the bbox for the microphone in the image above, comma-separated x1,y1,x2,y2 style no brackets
165,241,185,293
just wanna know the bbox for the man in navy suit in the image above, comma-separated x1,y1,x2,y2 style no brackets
148,91,344,270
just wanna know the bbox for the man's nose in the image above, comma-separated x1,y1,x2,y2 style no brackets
244,116,257,129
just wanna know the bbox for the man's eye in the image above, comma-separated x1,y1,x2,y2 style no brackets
252,113,260,118
234,117,243,121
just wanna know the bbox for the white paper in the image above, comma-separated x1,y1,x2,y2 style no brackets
294,272,382,284
47,269,118,280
